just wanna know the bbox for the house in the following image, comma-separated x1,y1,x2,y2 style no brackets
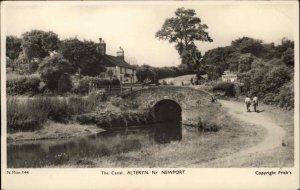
97,38,137,84
221,70,238,83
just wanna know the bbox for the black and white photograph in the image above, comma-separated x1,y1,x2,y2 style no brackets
1,1,299,189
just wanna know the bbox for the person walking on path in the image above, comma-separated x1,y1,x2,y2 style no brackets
253,94,258,112
245,95,251,112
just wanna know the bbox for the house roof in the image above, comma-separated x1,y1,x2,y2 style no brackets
103,55,136,70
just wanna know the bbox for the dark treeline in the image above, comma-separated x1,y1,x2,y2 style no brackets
135,64,191,81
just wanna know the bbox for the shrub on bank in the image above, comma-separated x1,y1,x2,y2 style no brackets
197,118,221,133
76,110,153,130
7,76,41,95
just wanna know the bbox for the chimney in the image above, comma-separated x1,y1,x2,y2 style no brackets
98,38,106,56
116,46,124,60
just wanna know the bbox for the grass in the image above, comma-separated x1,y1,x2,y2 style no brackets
7,121,104,142
7,92,105,133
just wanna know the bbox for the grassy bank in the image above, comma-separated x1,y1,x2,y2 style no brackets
7,91,106,133
7,122,104,143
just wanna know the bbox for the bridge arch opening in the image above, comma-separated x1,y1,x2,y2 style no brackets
152,99,182,144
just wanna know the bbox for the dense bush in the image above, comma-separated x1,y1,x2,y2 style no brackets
7,76,41,95
212,82,235,97
39,54,74,91
274,81,294,110
197,118,221,133
57,73,73,93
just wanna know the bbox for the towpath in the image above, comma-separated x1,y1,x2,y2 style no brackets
194,99,286,167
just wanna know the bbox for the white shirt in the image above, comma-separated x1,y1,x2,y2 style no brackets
253,97,258,103
245,97,251,103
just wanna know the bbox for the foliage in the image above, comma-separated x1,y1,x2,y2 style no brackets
6,36,22,61
201,36,294,109
264,64,291,93
274,81,294,110
155,7,212,70
231,37,264,57
59,38,106,76
212,82,235,97
39,54,74,91
7,76,41,95
76,110,153,130
57,73,73,93
21,30,59,61
282,48,294,66
180,45,202,71
197,118,221,132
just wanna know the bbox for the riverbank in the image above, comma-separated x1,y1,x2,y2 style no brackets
53,99,267,168
59,99,294,168
7,122,104,143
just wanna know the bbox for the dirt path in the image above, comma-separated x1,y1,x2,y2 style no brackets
219,100,285,154
195,100,286,167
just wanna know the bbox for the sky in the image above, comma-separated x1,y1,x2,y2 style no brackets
4,1,298,67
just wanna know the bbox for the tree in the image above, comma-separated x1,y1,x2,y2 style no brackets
21,30,59,69
264,64,291,93
282,48,294,66
231,37,264,57
238,53,255,73
275,38,294,58
59,38,106,76
6,36,22,71
6,36,22,60
180,45,202,70
39,54,74,91
155,7,213,69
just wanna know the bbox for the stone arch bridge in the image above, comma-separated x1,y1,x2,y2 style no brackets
123,86,214,111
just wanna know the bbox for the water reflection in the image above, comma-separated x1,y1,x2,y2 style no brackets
154,122,182,144
7,123,183,168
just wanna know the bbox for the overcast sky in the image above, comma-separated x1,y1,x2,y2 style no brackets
4,1,298,67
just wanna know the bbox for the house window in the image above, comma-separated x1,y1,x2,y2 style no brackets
120,67,124,74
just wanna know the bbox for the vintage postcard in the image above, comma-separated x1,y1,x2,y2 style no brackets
1,1,299,189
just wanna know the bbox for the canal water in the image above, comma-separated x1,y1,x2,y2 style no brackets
7,122,188,168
